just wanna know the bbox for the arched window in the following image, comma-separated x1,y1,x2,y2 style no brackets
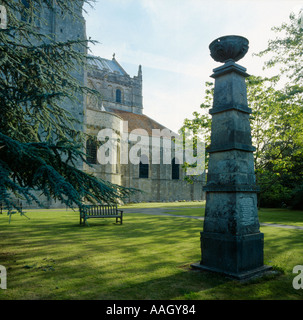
116,89,122,103
139,155,149,178
172,157,180,180
86,138,97,164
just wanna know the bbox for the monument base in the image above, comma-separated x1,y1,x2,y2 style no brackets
191,263,272,280
192,231,271,279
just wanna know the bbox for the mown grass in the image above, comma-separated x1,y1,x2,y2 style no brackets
0,203,302,300
123,201,303,226
258,208,303,227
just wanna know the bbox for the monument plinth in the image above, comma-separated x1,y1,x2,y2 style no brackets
192,35,271,279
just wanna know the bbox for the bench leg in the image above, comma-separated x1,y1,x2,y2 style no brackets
117,213,123,224
80,214,86,226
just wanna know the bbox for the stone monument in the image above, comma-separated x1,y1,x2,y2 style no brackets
191,35,271,279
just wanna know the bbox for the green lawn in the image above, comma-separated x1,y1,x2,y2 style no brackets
0,202,302,300
123,201,303,226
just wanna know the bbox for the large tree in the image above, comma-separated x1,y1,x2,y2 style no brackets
0,0,136,216
181,74,303,208
255,9,303,208
257,10,303,97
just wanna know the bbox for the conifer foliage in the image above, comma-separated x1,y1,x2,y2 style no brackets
0,0,135,215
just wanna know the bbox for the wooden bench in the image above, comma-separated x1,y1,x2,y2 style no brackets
80,204,123,226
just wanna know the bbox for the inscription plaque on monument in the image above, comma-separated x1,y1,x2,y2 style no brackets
239,197,255,226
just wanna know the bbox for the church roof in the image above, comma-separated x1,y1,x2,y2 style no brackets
107,109,177,138
87,55,128,76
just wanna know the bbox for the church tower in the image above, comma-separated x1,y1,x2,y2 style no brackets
37,0,87,138
87,54,143,115
35,1,86,42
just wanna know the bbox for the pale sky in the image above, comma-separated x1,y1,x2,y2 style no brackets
83,0,303,133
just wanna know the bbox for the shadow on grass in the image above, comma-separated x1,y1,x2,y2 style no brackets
1,211,302,300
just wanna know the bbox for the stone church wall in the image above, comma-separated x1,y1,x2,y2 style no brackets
121,137,205,203
84,108,123,185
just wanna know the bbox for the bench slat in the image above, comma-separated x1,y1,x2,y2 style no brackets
86,215,120,218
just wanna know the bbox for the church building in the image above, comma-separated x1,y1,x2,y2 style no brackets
14,1,205,205
84,54,205,202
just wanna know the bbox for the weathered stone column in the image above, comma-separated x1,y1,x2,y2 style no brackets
192,35,271,279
